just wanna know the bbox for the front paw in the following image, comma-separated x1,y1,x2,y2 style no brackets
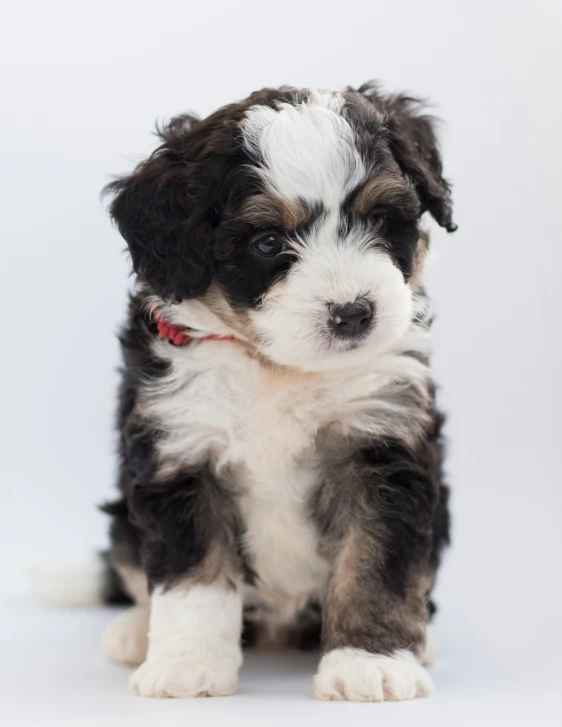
314,648,434,702
130,656,240,698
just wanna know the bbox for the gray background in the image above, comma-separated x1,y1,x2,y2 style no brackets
1,1,561,724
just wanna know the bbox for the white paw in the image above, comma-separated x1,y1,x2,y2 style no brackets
103,606,149,666
130,655,240,698
314,647,434,702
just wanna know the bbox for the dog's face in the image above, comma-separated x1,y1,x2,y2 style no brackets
108,85,455,371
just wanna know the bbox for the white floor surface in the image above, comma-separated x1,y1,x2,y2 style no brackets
1,593,560,727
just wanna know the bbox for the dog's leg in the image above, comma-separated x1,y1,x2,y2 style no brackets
313,438,445,702
314,528,434,702
125,472,243,698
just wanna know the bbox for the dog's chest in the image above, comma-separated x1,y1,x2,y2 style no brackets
145,339,408,620
146,342,341,614
149,340,345,470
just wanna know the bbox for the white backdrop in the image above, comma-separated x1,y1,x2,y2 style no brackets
1,1,561,724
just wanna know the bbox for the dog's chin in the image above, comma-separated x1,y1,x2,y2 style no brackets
256,332,395,374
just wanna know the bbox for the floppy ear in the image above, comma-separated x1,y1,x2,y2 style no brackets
358,85,457,232
383,94,457,232
105,118,213,301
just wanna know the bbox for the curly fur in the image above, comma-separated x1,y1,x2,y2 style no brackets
97,83,456,701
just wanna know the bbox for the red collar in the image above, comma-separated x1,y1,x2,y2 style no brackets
152,307,237,346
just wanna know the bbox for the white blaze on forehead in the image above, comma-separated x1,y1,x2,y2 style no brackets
242,91,366,207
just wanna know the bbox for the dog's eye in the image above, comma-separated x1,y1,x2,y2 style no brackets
371,211,387,235
251,232,287,257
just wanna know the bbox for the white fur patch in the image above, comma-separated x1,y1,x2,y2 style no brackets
243,91,366,206
130,582,243,698
29,553,106,607
103,605,149,666
239,466,328,624
314,647,434,702
251,229,415,371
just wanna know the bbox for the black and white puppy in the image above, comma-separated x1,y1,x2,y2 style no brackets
97,84,455,701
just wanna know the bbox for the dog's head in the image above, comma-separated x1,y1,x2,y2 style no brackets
107,84,456,371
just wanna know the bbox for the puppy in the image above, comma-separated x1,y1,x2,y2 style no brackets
91,84,455,701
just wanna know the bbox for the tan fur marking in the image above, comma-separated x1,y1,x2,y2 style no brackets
322,524,430,656
409,228,430,293
239,192,308,231
191,542,239,588
352,174,411,215
251,623,294,650
200,282,256,341
324,526,366,636
113,563,150,606
330,526,361,602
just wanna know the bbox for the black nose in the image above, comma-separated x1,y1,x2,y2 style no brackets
330,300,373,338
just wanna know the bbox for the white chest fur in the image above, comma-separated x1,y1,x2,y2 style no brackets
141,330,430,621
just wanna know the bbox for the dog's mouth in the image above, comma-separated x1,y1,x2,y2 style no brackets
319,330,364,353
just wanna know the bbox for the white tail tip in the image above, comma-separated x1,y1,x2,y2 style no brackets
28,553,106,607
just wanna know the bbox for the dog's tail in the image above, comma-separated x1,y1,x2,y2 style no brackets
28,552,131,607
